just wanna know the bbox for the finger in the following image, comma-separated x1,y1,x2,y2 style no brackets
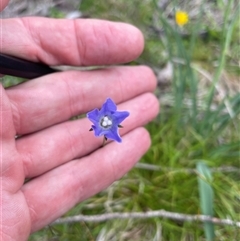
21,127,151,232
0,84,24,193
2,18,144,66
17,93,159,178
0,84,15,140
0,0,9,11
7,66,156,134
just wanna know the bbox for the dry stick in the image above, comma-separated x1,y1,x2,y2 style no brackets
52,210,240,227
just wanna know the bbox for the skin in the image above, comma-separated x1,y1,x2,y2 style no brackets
0,0,159,240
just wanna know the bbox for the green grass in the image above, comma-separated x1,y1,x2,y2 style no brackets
3,0,239,240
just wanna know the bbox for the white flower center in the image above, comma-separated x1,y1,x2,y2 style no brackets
101,116,113,128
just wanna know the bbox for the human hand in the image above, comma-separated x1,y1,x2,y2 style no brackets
0,1,159,240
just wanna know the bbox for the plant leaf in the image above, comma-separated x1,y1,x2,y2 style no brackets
197,161,215,241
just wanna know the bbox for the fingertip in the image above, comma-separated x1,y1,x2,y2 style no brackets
118,92,160,129
119,127,152,163
141,92,160,119
77,19,145,65
133,127,152,152
140,65,158,91
122,23,145,60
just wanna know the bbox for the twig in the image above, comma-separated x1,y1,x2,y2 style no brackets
52,210,240,227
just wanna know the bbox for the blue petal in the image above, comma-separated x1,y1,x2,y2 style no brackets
105,127,122,143
100,98,117,114
112,111,130,124
87,109,100,125
92,125,104,137
92,123,122,142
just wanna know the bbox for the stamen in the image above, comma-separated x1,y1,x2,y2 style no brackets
101,115,113,128
102,121,108,127
103,116,109,121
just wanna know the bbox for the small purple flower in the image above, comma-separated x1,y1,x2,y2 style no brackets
87,98,130,143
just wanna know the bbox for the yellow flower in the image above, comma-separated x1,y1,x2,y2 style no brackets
175,11,189,26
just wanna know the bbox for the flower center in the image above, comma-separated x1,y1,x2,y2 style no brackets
100,115,113,128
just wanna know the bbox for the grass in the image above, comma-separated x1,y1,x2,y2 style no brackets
2,0,239,240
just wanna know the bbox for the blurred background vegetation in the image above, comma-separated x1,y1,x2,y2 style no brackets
2,0,240,240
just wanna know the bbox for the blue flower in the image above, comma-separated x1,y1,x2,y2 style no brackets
87,98,130,143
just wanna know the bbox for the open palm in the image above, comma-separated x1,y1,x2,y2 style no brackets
1,1,159,240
